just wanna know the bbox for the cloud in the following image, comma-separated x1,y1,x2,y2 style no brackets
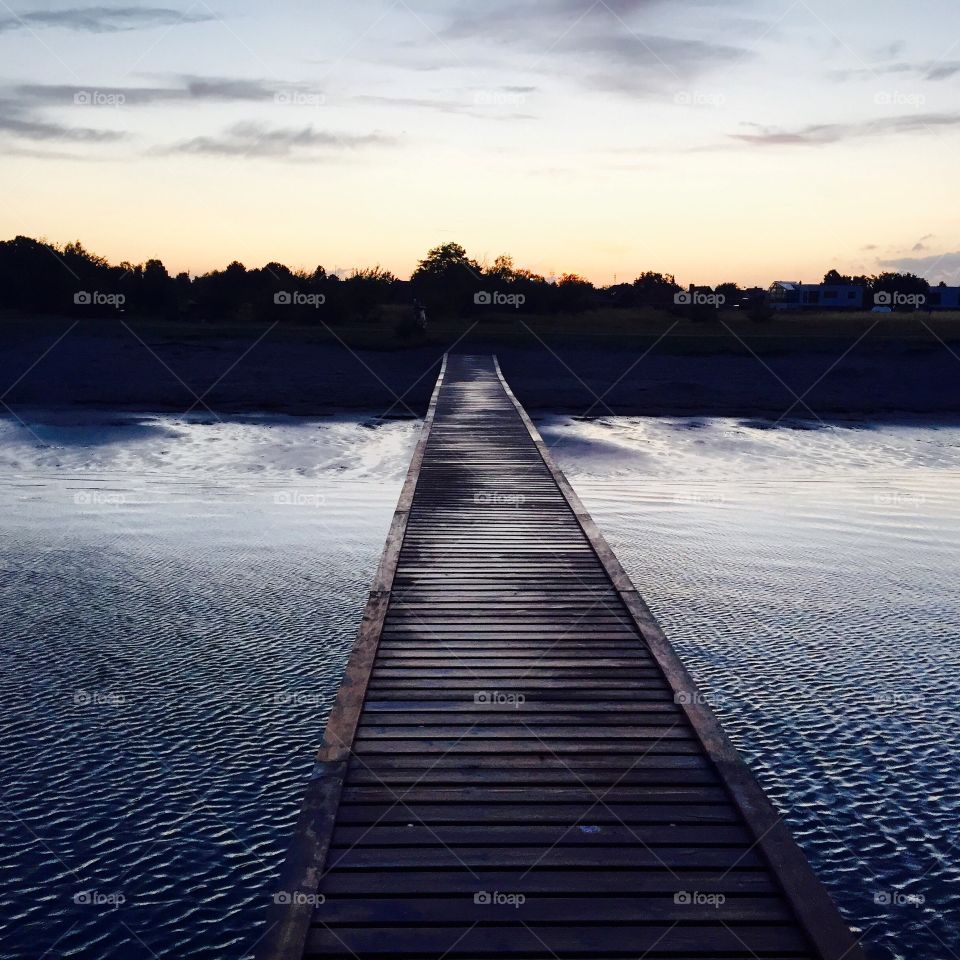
12,76,322,107
0,144,96,159
575,34,747,94
878,252,960,285
731,112,960,146
354,89,535,120
0,6,214,34
164,121,396,158
441,1,752,95
925,62,960,82
444,0,663,39
0,99,125,143
832,60,960,83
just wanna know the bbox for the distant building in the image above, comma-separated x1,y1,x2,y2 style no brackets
927,286,960,310
734,287,767,310
769,281,865,311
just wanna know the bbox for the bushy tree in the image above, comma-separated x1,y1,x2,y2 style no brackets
554,273,594,313
411,242,483,317
823,269,871,286
345,266,398,320
632,271,681,308
715,282,743,308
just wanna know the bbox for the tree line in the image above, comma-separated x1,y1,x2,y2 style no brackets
0,236,937,325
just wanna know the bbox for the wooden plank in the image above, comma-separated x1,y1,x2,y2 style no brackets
358,711,684,724
355,724,694,739
319,868,779,895
308,895,793,923
334,801,740,824
360,700,680,713
330,823,753,846
324,845,767,870
305,924,812,955
338,785,729,802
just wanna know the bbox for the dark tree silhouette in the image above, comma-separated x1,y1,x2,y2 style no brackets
411,242,483,318
5,234,948,328
822,269,871,286
632,272,681,309
715,282,743,308
555,273,594,313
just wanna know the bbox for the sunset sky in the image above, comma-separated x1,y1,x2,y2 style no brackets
1,0,958,286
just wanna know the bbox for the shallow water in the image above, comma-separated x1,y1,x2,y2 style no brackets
543,415,960,960
1,411,957,960
0,413,417,960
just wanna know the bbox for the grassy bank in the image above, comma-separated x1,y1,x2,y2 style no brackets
4,308,960,356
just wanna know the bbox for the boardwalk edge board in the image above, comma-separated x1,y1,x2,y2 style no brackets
258,353,866,960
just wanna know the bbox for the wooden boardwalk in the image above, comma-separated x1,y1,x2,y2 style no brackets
260,354,865,960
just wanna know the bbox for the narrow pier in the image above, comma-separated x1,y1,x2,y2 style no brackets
261,354,864,960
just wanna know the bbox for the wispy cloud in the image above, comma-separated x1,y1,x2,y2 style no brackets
832,60,960,82
444,0,664,39
0,5,214,34
878,251,960,284
164,121,396,158
354,89,535,120
441,1,753,95
0,99,125,143
731,111,960,146
567,33,749,93
11,75,322,107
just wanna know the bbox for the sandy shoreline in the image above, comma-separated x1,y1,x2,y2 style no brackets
2,323,958,419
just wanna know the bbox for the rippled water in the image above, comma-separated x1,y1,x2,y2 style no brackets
1,411,957,960
0,413,417,960
543,415,960,960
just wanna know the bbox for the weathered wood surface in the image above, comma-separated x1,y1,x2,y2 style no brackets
259,354,865,960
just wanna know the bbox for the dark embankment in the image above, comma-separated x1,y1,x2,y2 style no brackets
1,313,958,418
